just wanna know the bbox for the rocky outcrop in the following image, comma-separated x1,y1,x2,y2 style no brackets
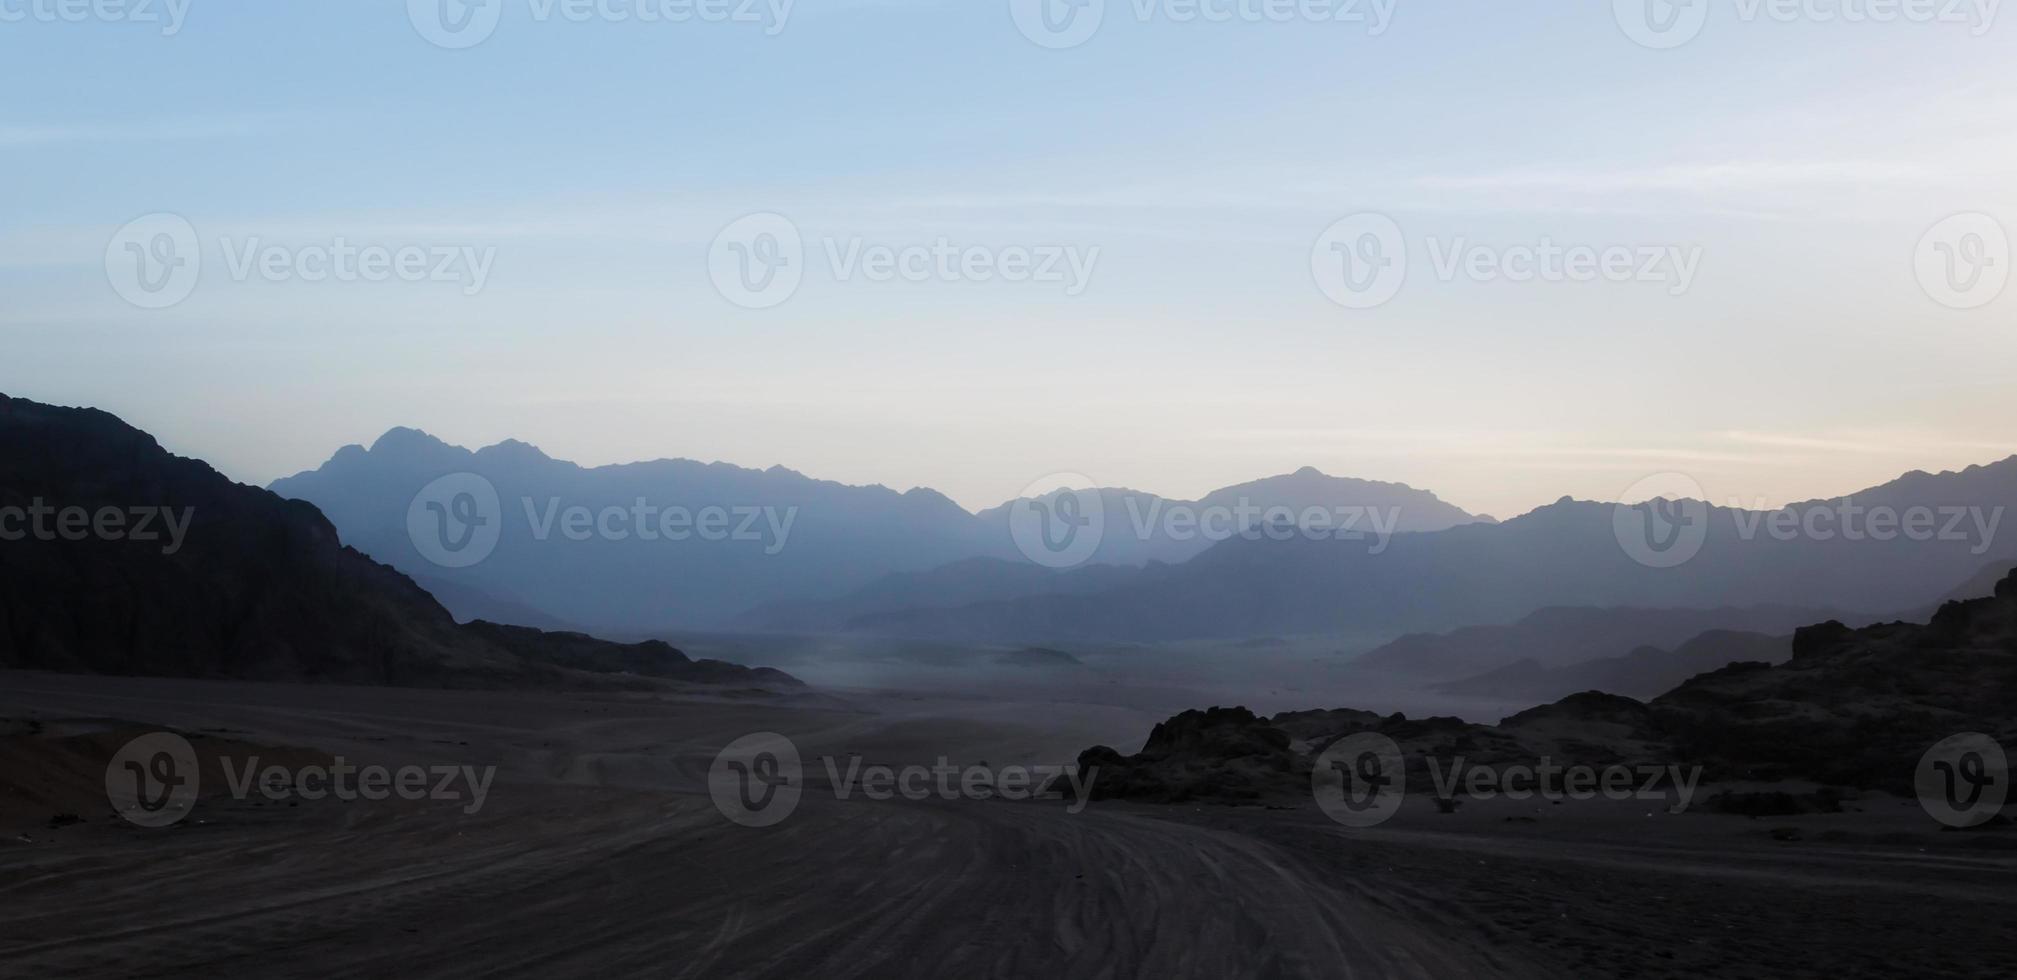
1077,707,1303,803
1084,571,2017,805
1646,571,2017,792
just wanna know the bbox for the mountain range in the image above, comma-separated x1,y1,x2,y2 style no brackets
21,397,2017,660
269,434,1487,634
816,464,2017,643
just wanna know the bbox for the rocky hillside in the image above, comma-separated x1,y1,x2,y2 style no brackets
0,394,796,690
1082,572,2017,802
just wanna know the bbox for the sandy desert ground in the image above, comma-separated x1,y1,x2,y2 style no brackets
2,670,2014,979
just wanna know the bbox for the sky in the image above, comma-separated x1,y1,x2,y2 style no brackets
3,0,2015,520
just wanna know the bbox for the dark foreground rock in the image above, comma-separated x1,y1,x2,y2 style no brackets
1085,572,2017,804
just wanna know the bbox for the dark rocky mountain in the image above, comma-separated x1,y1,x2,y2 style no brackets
1431,629,1791,702
1081,569,2017,805
868,461,2017,643
1653,573,2017,790
0,394,795,690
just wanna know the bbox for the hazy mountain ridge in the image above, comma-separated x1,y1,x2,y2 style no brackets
1431,629,1793,703
271,428,1014,633
1352,605,1840,681
973,467,1489,567
856,459,2017,643
277,431,1492,635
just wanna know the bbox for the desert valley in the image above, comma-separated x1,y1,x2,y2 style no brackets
3,393,2015,978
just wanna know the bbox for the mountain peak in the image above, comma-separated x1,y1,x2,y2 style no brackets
474,438,552,464
369,426,455,457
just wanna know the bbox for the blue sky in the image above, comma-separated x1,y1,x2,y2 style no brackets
3,0,2014,519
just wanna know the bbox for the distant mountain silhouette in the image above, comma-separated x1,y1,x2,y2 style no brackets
974,468,1488,567
1432,629,1792,702
849,461,2017,643
0,395,794,690
1353,605,1836,681
1940,558,2017,603
271,429,1011,633
276,435,1487,635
